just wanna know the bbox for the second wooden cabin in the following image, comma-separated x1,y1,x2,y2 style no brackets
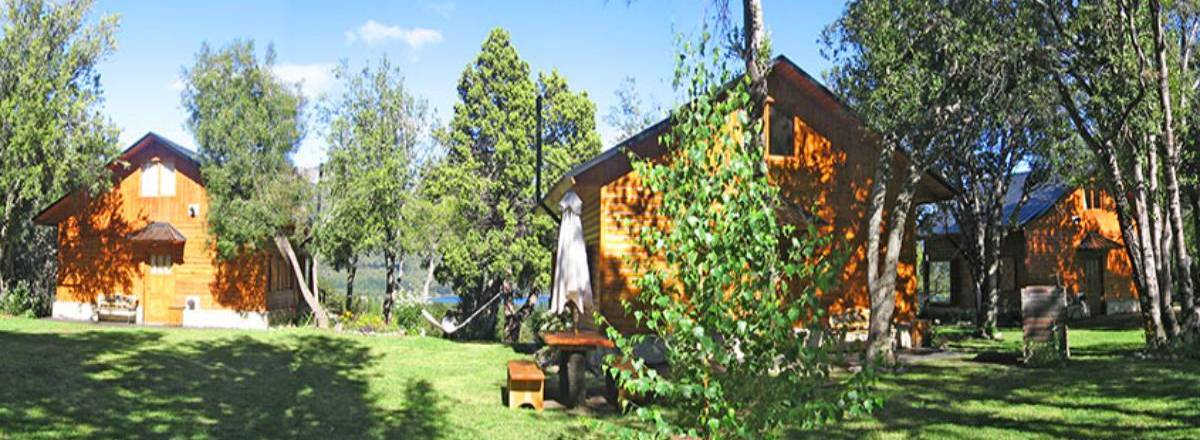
541,56,956,339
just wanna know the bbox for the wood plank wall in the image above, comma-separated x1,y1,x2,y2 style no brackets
52,140,298,325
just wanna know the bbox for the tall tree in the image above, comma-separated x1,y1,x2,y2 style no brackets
1031,0,1199,345
0,0,119,303
436,28,600,340
320,57,429,324
824,0,958,364
181,40,329,328
919,2,1064,338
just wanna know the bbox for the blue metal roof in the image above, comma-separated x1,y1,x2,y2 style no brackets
928,172,1070,235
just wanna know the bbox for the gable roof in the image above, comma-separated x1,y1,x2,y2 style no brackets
926,172,1073,235
540,54,958,212
33,132,199,225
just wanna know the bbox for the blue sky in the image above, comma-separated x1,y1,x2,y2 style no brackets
93,0,846,167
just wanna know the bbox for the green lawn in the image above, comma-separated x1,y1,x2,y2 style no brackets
813,317,1200,439
0,317,622,439
2,317,1197,439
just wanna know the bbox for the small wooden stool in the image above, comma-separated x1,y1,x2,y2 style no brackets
507,360,544,411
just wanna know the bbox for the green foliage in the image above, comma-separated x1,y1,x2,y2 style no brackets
181,40,309,259
604,36,876,439
317,56,432,316
335,299,450,337
433,28,601,339
0,0,119,295
0,281,48,318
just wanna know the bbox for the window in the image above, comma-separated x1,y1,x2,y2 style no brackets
769,107,794,156
926,260,952,304
1082,188,1103,210
140,159,176,197
270,255,294,291
149,254,172,275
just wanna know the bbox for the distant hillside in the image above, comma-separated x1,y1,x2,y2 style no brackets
317,254,451,299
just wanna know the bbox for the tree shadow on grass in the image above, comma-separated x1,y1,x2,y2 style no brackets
0,329,450,439
797,356,1200,439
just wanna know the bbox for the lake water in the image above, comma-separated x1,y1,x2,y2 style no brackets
429,294,551,307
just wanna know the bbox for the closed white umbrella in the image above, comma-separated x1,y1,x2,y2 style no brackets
551,190,593,317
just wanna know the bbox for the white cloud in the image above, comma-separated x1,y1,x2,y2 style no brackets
168,77,185,92
347,20,443,49
272,63,335,99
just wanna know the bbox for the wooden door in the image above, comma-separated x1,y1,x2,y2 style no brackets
143,254,179,325
1080,255,1104,313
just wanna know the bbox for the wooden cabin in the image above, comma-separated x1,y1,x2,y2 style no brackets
922,174,1137,320
34,133,305,329
541,56,956,336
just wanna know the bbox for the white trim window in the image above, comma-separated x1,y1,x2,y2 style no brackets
149,254,173,275
140,159,176,197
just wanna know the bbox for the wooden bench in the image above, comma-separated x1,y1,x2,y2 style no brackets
95,294,138,323
506,360,544,411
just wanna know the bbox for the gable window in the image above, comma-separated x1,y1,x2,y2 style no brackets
1082,188,1102,210
140,159,176,197
769,108,795,157
149,254,172,275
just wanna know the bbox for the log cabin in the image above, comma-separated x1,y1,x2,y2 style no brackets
921,173,1138,321
541,56,956,340
34,132,306,329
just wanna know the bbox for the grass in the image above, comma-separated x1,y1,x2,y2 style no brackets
811,315,1200,440
0,317,624,439
2,316,1197,439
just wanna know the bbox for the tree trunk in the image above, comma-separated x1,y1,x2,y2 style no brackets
1150,0,1194,335
0,193,14,297
383,250,396,325
421,254,439,301
742,0,768,122
274,236,329,329
1148,138,1178,338
1131,151,1168,347
978,221,1002,338
345,261,357,313
502,285,536,343
866,156,921,365
458,276,500,340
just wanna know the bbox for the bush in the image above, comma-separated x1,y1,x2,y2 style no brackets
334,295,450,337
0,281,51,318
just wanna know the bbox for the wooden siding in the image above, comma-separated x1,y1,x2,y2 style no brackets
1023,187,1135,303
51,138,298,325
589,72,923,334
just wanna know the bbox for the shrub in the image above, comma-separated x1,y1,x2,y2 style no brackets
0,281,51,318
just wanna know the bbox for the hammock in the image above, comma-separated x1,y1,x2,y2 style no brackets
422,289,506,335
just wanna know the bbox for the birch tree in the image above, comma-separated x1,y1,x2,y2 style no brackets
1032,0,1200,345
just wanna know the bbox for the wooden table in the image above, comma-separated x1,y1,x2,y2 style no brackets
542,331,615,408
